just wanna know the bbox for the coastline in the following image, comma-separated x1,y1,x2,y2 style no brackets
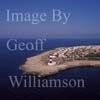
20,46,100,77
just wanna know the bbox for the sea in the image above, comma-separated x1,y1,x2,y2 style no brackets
0,38,100,99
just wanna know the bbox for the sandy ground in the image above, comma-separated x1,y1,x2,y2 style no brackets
20,50,100,77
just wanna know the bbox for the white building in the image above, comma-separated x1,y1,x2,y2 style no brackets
48,54,56,66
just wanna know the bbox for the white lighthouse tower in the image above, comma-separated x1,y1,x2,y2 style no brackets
48,54,56,66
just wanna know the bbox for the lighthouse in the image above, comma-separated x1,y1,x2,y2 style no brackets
48,54,56,66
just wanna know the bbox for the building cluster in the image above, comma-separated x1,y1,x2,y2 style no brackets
48,46,100,66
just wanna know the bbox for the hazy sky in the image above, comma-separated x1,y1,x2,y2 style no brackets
0,0,100,38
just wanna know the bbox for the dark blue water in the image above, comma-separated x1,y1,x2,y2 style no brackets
0,39,100,99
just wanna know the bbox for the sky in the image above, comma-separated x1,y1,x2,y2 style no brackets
0,0,100,38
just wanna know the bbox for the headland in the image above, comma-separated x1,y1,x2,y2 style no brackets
20,45,100,77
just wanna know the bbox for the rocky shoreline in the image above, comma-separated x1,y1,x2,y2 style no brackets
20,45,100,77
